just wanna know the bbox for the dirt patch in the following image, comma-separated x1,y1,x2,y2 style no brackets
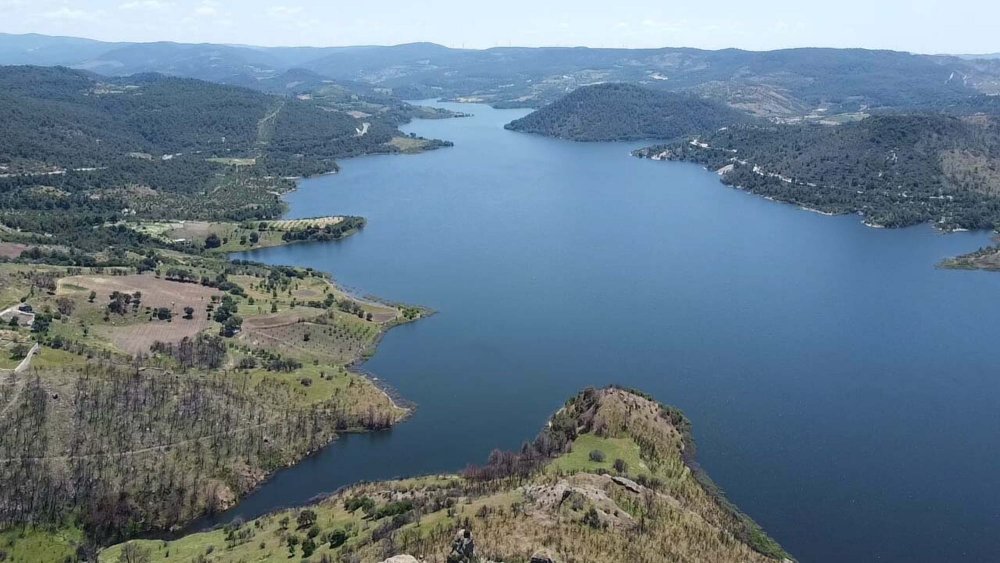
0,243,28,259
59,274,221,310
242,311,315,330
165,221,216,240
104,318,211,356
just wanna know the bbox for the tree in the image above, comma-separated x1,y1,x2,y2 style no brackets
88,290,97,303
297,508,317,528
613,458,628,474
183,306,195,320
204,233,222,249
31,313,51,333
117,543,151,563
589,450,606,463
221,315,242,337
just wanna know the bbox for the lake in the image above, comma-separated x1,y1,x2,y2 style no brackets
219,102,1000,562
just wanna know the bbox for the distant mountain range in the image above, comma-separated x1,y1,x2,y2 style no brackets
3,33,1000,116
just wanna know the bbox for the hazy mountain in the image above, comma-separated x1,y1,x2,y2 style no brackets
0,32,120,66
1,33,998,116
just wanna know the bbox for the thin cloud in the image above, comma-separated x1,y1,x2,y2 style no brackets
42,7,99,22
120,0,174,10
267,5,303,18
194,1,219,16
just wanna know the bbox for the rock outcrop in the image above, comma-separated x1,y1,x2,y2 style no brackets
447,528,476,562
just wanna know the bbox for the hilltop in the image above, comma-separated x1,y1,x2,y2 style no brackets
100,387,792,563
504,83,753,141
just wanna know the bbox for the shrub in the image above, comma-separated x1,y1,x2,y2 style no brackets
588,449,606,463
613,458,628,474
328,529,348,548
301,537,316,557
582,507,604,529
344,495,375,513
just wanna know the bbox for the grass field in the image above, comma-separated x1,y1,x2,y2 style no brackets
547,433,650,477
0,526,84,563
206,157,257,166
389,136,434,153
126,216,356,253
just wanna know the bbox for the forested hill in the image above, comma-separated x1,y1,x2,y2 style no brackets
504,83,754,141
636,114,1000,230
0,65,400,174
0,65,451,248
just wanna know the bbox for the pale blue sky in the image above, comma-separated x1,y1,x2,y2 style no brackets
0,0,996,54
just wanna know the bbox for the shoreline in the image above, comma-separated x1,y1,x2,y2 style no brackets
167,164,436,536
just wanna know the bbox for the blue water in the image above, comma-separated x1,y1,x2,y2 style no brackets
216,102,1000,562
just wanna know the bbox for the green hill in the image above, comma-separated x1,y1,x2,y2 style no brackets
505,83,754,141
0,66,449,249
636,113,1000,229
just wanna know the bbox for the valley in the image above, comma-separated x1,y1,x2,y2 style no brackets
1,29,1000,563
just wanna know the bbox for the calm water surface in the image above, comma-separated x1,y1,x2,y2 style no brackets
214,102,1000,562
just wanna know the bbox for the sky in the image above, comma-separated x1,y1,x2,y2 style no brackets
0,0,996,54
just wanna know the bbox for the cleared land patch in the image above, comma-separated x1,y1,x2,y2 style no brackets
102,318,212,356
58,274,221,310
0,242,28,259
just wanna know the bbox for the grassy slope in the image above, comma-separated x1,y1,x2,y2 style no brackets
0,256,423,554
101,387,792,563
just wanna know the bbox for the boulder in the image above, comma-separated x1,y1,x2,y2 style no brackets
381,557,421,563
610,475,643,494
446,528,476,562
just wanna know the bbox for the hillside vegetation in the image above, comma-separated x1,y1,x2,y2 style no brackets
0,65,445,557
505,83,753,141
0,66,451,251
0,255,424,554
102,387,791,563
636,114,1000,230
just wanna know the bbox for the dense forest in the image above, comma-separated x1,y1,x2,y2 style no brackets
636,114,1000,229
505,83,754,141
0,65,451,249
